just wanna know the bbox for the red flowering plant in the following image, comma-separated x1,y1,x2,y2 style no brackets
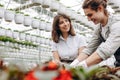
24,61,59,80
53,68,73,80
0,61,120,80
24,70,38,80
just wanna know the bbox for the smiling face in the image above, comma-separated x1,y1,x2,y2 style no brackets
58,16,70,34
84,7,104,25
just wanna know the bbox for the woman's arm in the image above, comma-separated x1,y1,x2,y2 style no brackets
52,51,61,64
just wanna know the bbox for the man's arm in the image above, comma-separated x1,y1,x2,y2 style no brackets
85,51,103,67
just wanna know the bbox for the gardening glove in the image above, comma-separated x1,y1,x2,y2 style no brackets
70,59,80,68
77,60,88,68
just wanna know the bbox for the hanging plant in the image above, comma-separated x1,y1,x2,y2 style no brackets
0,28,6,36
32,0,43,6
39,21,45,30
50,0,60,12
4,9,15,22
24,14,31,27
19,32,26,40
25,33,31,42
30,35,37,42
42,0,51,8
0,4,5,19
13,30,19,39
5,28,13,38
14,11,24,24
45,22,52,32
31,17,40,29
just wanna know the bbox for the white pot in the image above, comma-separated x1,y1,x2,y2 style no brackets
15,13,24,24
45,39,49,45
42,0,51,8
24,16,31,27
13,31,19,39
32,0,43,5
45,23,51,32
6,30,13,38
58,4,66,14
50,0,60,12
0,7,5,19
4,10,15,22
70,11,77,20
65,8,72,17
39,21,45,30
31,19,40,29
0,28,6,36
26,34,31,42
14,43,18,47
36,37,41,43
31,36,37,42
41,38,45,44
108,0,114,5
19,33,26,40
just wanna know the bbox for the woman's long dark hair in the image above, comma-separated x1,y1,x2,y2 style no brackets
52,14,75,43
82,0,108,16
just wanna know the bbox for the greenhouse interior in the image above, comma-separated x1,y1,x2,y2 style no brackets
0,0,120,80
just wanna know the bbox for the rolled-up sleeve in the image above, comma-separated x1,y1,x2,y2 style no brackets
96,21,120,60
82,26,102,55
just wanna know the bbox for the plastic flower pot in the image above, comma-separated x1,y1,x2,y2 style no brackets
31,18,40,29
50,0,60,12
24,15,32,27
4,9,15,22
14,13,24,24
0,7,5,19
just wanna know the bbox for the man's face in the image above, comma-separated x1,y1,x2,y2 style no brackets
84,8,103,25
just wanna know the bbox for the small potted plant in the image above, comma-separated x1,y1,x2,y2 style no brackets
13,30,19,39
5,28,13,38
4,9,15,22
39,20,45,30
24,14,31,27
31,17,40,29
36,36,40,43
58,4,66,14
19,32,26,40
42,0,51,8
31,0,43,6
14,11,24,24
50,0,60,12
25,33,31,42
45,22,52,32
0,4,5,19
0,27,6,36
30,35,37,42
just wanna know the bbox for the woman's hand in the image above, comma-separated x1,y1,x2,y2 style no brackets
52,59,61,65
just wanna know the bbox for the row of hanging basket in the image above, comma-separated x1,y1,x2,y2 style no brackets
0,28,51,46
0,7,52,32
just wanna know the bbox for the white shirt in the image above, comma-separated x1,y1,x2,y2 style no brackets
51,34,87,60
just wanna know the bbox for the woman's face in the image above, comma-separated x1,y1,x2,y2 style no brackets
58,16,70,33
84,7,104,25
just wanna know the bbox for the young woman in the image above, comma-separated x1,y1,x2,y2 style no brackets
51,14,87,64
70,0,120,67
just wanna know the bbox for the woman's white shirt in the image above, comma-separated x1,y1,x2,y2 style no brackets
51,34,87,60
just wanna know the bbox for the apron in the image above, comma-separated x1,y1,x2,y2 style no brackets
99,27,120,67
